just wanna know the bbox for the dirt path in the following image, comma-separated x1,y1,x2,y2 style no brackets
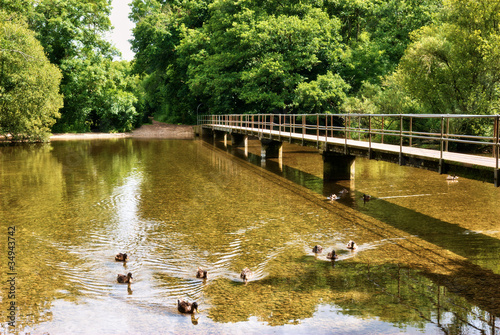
50,121,195,141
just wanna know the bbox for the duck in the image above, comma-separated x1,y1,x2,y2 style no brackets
346,240,358,250
115,253,128,262
240,268,253,284
312,245,323,254
196,267,207,279
327,249,338,260
327,194,338,201
339,188,349,195
446,175,459,181
117,272,133,283
362,194,371,203
177,300,198,314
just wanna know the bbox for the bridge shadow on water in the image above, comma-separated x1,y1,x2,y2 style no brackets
226,145,500,262
211,142,500,318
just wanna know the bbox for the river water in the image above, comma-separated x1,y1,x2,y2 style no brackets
1,137,500,334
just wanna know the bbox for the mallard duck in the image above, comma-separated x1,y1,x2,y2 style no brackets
177,300,198,314
346,240,358,250
240,268,253,283
312,245,323,254
196,267,207,279
115,253,128,262
327,249,338,260
117,272,133,283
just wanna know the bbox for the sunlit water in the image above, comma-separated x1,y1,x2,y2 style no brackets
1,137,500,335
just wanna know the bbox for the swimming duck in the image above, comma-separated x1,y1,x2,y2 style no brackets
327,194,338,201
196,268,207,279
312,245,323,254
327,250,338,260
115,253,128,262
346,240,358,250
240,268,253,283
177,300,198,314
117,272,133,283
339,188,349,195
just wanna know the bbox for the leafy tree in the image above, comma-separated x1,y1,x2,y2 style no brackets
22,0,140,133
131,0,350,120
0,13,63,141
327,0,440,92
294,71,350,113
395,0,500,116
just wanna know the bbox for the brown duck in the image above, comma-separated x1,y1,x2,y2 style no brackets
117,272,133,283
196,268,207,279
346,240,358,250
240,268,253,284
312,245,323,254
115,253,128,262
327,250,338,260
177,300,198,314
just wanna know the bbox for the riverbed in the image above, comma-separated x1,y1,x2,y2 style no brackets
1,138,499,334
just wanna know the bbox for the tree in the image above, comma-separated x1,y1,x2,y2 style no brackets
28,0,141,133
395,0,500,116
131,0,349,120
327,0,440,92
0,13,63,141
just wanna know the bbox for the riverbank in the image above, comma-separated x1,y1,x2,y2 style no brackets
50,121,195,141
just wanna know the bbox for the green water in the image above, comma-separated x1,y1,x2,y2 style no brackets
1,138,499,334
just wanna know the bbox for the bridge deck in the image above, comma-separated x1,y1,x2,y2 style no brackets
205,124,498,170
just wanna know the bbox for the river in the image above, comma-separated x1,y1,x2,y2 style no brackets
1,137,499,334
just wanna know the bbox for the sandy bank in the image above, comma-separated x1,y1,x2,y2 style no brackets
50,121,195,141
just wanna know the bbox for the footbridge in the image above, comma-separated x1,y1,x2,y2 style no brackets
198,113,500,186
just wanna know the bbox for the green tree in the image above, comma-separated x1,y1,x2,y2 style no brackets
131,0,349,120
26,0,141,133
0,13,63,141
395,0,500,116
327,0,440,92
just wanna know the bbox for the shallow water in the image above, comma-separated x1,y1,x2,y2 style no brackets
1,138,500,334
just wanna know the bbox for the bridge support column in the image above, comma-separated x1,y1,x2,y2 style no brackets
231,133,248,156
213,130,226,144
261,139,282,159
322,152,355,181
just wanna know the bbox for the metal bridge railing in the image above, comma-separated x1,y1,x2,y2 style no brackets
198,113,500,171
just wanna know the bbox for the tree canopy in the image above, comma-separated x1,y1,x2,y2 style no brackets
0,13,63,141
395,0,500,116
130,0,442,123
2,0,500,140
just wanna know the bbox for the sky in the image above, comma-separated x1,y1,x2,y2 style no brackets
108,0,135,61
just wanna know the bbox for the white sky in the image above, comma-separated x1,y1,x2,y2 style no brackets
108,0,135,61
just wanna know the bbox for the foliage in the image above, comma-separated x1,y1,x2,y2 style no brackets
395,0,500,116
1,0,140,133
327,0,440,92
130,0,442,122
0,13,63,141
57,57,139,133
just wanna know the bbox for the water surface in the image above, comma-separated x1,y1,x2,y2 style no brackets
1,138,500,334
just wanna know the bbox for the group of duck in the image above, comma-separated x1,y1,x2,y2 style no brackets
113,252,254,314
113,241,357,314
312,240,358,261
328,190,372,204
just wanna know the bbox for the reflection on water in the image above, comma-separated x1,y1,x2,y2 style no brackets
1,138,500,334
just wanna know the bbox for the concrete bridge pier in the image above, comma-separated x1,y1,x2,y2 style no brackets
231,133,248,156
261,139,283,160
322,152,356,181
212,131,227,146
